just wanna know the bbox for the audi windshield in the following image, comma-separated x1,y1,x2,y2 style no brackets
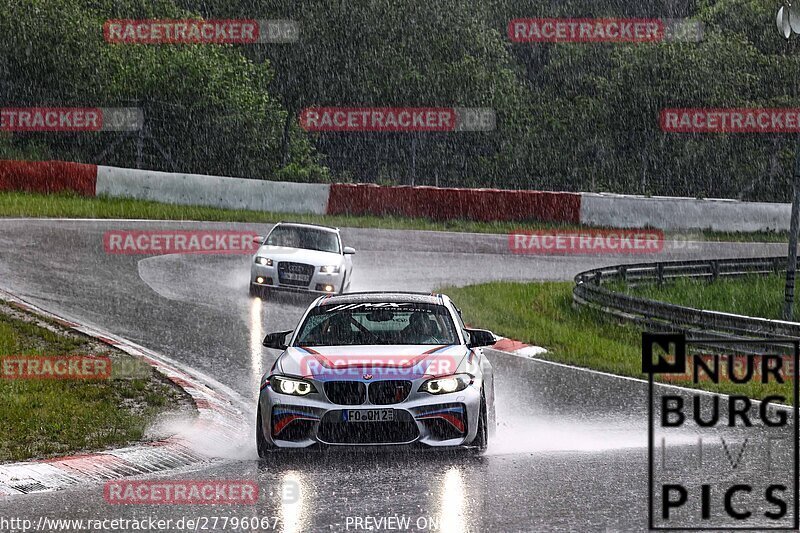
266,226,340,254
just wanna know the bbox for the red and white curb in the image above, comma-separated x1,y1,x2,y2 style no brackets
491,336,548,359
0,289,247,497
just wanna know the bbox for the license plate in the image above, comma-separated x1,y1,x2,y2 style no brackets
343,409,394,422
282,272,309,281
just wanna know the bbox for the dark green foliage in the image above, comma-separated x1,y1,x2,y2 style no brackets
0,0,795,199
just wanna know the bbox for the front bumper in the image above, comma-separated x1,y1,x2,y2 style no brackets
251,263,343,294
257,380,482,449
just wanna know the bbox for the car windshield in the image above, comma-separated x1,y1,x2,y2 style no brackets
266,226,340,253
295,303,459,346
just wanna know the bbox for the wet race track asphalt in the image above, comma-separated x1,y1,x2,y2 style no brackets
0,219,794,532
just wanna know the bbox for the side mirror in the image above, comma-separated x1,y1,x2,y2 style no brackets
465,328,497,348
263,330,292,350
343,246,356,255
252,236,264,245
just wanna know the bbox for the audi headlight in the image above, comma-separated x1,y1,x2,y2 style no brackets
419,374,473,395
255,257,273,266
320,265,340,274
269,375,317,396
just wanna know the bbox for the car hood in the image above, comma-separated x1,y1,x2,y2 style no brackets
276,344,470,381
256,245,342,266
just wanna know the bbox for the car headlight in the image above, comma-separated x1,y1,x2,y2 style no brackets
320,265,340,274
419,374,473,395
255,257,273,266
269,375,317,396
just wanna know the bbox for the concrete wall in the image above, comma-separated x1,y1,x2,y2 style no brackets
580,193,792,232
0,160,96,196
1,159,795,231
96,166,330,215
327,183,582,223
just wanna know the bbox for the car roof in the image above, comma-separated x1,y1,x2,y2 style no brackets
314,291,446,307
274,221,339,233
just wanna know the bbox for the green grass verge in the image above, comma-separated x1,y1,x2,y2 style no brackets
616,274,789,321
0,191,789,242
0,305,185,462
0,191,585,234
442,281,792,403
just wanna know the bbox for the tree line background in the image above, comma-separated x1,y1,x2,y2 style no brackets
0,0,797,201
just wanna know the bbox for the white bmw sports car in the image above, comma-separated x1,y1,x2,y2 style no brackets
250,222,355,296
256,292,497,454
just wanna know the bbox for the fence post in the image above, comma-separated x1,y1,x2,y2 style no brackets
656,264,664,286
711,260,719,282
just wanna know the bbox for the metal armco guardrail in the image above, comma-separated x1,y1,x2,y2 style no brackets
573,256,800,354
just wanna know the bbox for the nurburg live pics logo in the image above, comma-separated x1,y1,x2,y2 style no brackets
643,333,800,530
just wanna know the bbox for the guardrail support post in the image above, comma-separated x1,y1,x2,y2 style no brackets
657,264,664,286
783,149,800,321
